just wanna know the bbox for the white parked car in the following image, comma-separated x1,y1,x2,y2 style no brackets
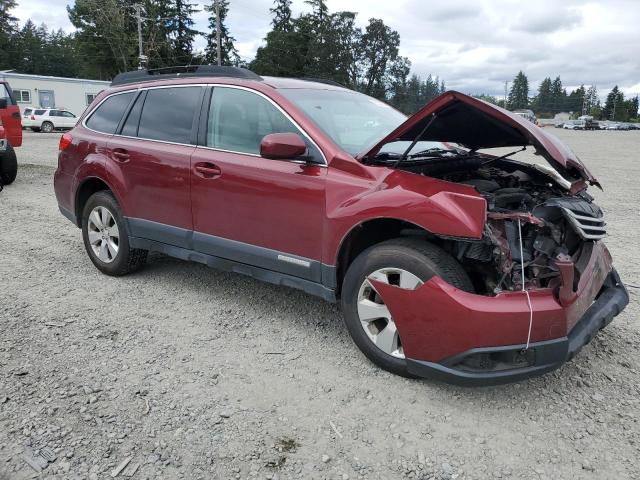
562,121,584,130
22,108,78,133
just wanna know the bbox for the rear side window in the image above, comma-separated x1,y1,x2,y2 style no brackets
137,87,201,144
86,92,135,134
34,109,46,115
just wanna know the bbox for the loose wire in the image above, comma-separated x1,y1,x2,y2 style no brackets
517,218,534,349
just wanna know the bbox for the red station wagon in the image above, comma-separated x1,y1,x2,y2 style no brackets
54,66,628,385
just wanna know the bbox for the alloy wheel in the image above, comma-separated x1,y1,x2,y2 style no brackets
87,206,120,263
356,268,423,359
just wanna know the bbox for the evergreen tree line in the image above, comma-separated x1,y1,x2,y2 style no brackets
0,0,637,119
0,0,446,113
500,70,638,122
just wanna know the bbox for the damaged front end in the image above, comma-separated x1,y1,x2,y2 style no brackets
359,91,629,385
448,158,607,300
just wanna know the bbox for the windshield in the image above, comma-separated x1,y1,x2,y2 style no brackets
279,88,407,156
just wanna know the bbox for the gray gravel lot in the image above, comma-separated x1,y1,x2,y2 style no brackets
1,129,639,480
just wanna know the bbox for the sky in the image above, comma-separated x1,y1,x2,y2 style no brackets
12,0,640,99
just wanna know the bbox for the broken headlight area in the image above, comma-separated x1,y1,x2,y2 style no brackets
421,157,607,296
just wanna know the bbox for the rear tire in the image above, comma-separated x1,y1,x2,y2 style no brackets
81,191,147,276
340,238,473,377
0,144,18,185
41,121,54,133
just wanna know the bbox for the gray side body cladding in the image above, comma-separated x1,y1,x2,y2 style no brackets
125,217,337,302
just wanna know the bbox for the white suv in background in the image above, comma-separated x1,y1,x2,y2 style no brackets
22,109,78,133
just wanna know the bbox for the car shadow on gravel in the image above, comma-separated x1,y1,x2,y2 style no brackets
131,252,637,399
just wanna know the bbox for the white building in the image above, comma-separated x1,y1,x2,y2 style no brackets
0,71,110,117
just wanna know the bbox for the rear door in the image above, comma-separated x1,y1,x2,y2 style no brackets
105,85,204,245
0,82,22,147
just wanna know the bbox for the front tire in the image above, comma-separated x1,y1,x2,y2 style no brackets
0,144,18,185
81,191,147,276
341,238,473,377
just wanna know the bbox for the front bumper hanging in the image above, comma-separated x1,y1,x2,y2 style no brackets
405,270,628,386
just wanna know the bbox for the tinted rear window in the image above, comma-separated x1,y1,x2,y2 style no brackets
86,92,135,134
137,87,201,144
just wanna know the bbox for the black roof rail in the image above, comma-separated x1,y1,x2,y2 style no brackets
299,77,346,88
110,65,263,87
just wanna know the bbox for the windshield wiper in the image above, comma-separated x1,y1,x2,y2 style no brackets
409,147,468,158
391,113,438,169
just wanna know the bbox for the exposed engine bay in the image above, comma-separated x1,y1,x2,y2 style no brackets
372,149,607,295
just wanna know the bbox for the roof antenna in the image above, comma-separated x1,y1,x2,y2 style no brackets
392,113,438,169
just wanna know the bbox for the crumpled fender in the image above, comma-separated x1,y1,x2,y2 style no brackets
325,168,487,264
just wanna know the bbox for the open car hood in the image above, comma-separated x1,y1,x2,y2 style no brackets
360,91,599,187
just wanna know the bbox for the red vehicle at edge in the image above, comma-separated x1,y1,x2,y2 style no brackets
53,66,628,385
0,80,22,186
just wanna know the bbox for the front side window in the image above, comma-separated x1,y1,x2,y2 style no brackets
60,111,76,118
86,92,135,134
137,87,202,144
279,88,407,156
207,87,301,155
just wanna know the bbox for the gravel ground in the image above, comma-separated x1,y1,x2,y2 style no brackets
1,130,639,480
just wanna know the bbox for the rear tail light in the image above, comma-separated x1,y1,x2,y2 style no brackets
30,115,35,120
59,132,72,151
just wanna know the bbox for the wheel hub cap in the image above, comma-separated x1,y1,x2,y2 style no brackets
356,268,423,359
87,206,120,263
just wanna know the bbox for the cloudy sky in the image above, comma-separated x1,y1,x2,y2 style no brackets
13,0,640,98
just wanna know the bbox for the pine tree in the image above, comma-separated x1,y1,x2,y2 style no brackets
271,0,293,32
603,86,624,121
168,0,199,64
507,71,529,110
550,76,566,113
0,0,18,69
204,0,240,65
533,77,552,115
629,96,639,120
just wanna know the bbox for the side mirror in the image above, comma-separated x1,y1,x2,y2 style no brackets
260,133,307,160
0,98,7,109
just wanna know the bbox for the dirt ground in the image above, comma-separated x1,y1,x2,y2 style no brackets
1,130,638,480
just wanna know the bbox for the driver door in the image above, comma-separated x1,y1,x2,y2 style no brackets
190,86,327,282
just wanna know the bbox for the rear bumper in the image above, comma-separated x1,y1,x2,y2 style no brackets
405,270,628,386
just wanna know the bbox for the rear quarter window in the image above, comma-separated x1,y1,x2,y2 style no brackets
86,92,135,134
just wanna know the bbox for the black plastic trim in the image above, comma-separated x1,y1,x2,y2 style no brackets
128,236,335,302
406,270,629,386
59,205,77,225
111,66,263,87
125,217,325,284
